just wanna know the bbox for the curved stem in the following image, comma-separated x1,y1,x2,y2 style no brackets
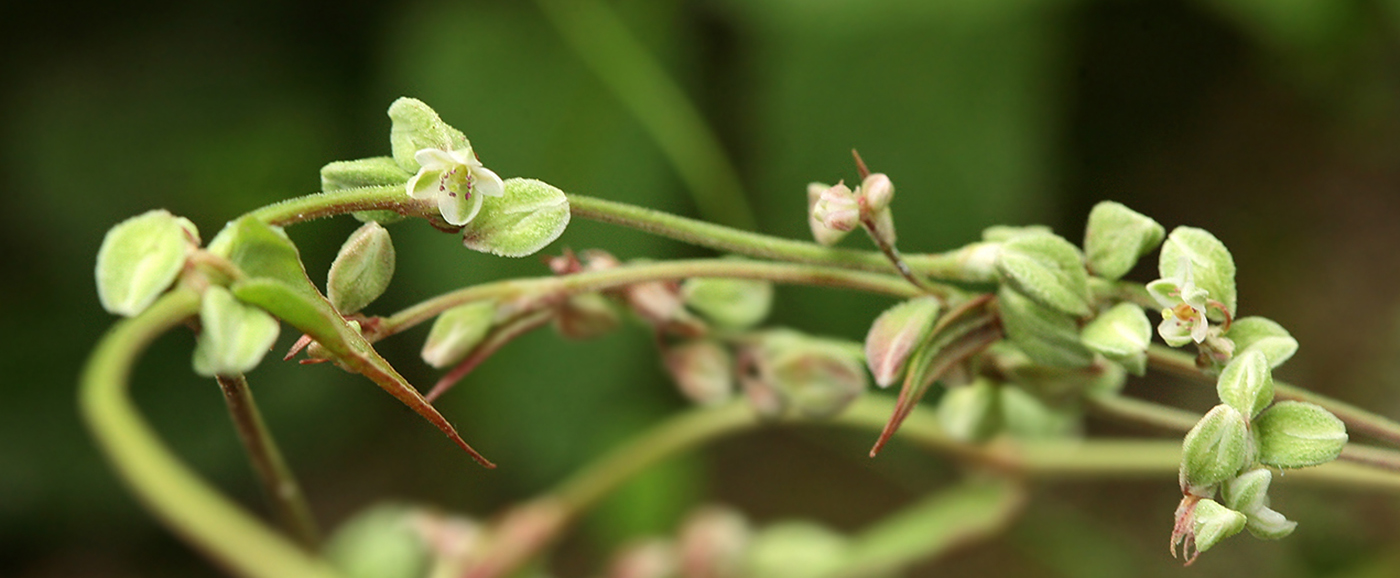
378,258,932,338
567,194,995,282
217,375,321,550
1147,345,1400,447
535,0,757,230
1087,391,1400,472
80,288,342,578
246,185,418,227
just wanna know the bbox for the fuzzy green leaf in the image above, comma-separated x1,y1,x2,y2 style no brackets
996,233,1092,316
460,178,570,257
1083,201,1164,280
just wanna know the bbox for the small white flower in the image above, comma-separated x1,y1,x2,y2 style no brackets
1147,256,1211,346
812,182,859,232
406,147,505,226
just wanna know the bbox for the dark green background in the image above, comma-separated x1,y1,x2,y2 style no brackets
3,0,1399,576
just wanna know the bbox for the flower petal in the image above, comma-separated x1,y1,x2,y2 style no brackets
1159,317,1195,347
473,166,505,198
1190,314,1210,343
439,186,485,226
1146,279,1182,309
406,168,443,200
414,148,457,170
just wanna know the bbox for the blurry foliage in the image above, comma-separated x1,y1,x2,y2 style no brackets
2,0,1399,576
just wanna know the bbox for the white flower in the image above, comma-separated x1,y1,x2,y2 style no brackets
406,147,505,226
1147,256,1211,346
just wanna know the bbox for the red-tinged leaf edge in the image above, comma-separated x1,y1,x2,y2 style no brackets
870,295,1002,457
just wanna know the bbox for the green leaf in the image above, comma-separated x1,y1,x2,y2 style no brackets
96,210,199,316
1216,350,1274,419
461,178,571,257
997,287,1094,369
1255,401,1347,469
1082,201,1164,280
1160,227,1237,321
327,222,396,314
191,286,280,377
421,301,497,369
387,97,469,172
681,275,773,329
324,504,430,578
872,295,1001,456
1227,316,1299,369
1079,303,1151,375
1192,499,1246,554
996,233,1092,316
864,296,942,388
321,156,412,192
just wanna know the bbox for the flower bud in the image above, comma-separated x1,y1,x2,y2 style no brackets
460,178,570,258
191,286,281,377
741,522,848,578
325,504,431,578
1180,404,1252,496
1255,401,1347,469
740,330,868,419
606,539,677,578
421,301,496,369
682,275,773,329
96,210,200,317
867,206,897,245
811,182,859,232
1191,499,1247,554
327,222,396,314
997,287,1094,368
664,339,735,406
1159,227,1237,321
1082,201,1165,280
936,378,1003,443
553,292,620,340
806,183,851,246
864,297,941,388
857,173,894,213
1079,303,1152,376
624,279,687,326
1216,350,1274,419
996,232,1092,317
388,97,469,172
678,506,750,578
1227,316,1299,369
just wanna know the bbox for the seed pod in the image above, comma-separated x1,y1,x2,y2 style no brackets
1179,404,1252,496
1216,350,1274,419
1191,499,1247,555
421,302,496,369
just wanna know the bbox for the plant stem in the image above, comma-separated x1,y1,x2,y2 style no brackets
247,185,417,227
1086,391,1400,472
378,258,931,338
535,0,757,230
216,375,321,551
80,288,342,578
567,194,995,282
1147,344,1400,447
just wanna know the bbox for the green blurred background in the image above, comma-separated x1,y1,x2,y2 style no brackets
4,0,1400,576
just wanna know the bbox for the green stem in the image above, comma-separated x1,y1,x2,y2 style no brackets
535,0,757,230
470,393,1400,577
1147,344,1400,447
246,185,423,227
377,258,930,338
216,375,321,551
567,194,994,282
80,288,342,578
1086,391,1400,473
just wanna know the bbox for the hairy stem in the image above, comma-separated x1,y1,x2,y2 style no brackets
216,375,321,551
1147,345,1400,447
567,194,995,282
378,258,932,338
80,288,341,578
535,0,757,230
